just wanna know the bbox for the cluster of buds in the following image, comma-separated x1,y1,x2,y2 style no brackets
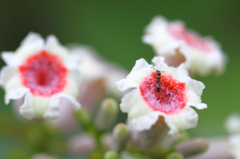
0,15,227,158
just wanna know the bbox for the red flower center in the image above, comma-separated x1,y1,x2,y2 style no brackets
140,72,187,114
168,25,212,53
19,51,67,96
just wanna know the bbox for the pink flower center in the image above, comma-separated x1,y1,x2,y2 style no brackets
19,51,67,96
140,72,187,114
168,25,212,53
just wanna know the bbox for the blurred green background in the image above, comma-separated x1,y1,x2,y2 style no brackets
0,0,240,158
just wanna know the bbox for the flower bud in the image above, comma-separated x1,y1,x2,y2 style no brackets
104,151,119,159
112,123,130,152
176,138,208,157
68,134,96,155
95,98,118,131
166,152,184,159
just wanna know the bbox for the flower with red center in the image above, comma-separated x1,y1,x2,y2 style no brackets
142,16,227,76
116,57,207,135
0,32,82,119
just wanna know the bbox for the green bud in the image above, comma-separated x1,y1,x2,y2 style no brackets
95,98,118,131
170,132,189,147
75,108,91,127
112,123,130,152
104,151,119,159
176,138,209,157
166,152,184,159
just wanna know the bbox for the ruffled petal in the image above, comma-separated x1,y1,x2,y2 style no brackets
0,66,19,86
43,93,81,119
1,52,20,66
164,107,198,135
120,89,140,113
131,58,152,73
15,33,44,63
19,92,35,119
152,56,164,65
129,111,160,131
21,32,43,46
115,79,138,91
45,35,69,62
5,88,28,105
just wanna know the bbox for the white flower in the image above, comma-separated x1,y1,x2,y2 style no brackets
116,57,207,135
229,135,240,159
226,114,240,159
69,45,127,97
0,32,82,119
225,113,240,134
142,16,227,76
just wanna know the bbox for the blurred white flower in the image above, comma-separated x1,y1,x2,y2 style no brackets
229,135,240,159
142,16,227,76
226,114,240,159
116,57,207,135
0,32,82,119
70,46,127,95
226,113,240,134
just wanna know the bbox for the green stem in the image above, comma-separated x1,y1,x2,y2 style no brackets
75,109,103,151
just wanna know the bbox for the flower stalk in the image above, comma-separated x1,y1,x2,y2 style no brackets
75,109,103,151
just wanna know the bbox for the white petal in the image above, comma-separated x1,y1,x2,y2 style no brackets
5,88,28,104
66,52,82,70
164,107,198,135
45,35,69,62
115,79,138,91
15,33,44,63
152,56,165,65
120,89,138,113
126,89,153,119
189,103,207,110
187,81,207,110
20,32,43,46
176,64,189,77
129,111,160,131
19,92,35,120
131,58,152,73
63,70,82,97
43,93,81,119
0,66,18,86
1,52,20,66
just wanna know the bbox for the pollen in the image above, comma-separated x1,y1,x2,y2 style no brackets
19,51,67,96
140,72,187,114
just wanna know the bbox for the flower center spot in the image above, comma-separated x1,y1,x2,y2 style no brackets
140,72,187,114
19,51,67,96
